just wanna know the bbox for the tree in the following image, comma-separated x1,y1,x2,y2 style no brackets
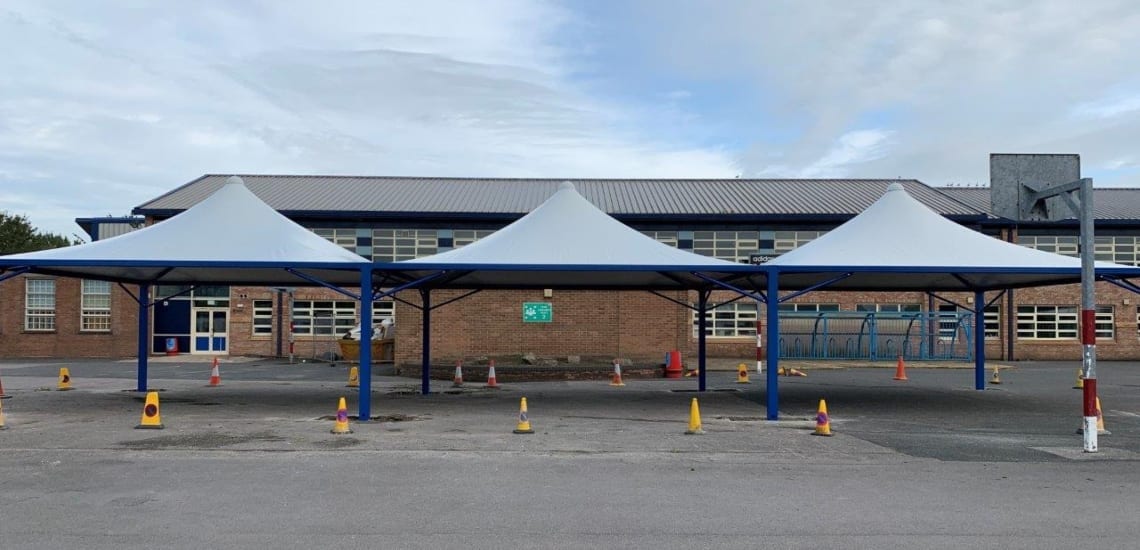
0,212,77,255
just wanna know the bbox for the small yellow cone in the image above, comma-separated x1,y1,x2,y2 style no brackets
57,367,73,391
1073,369,1084,389
684,397,704,434
990,365,1002,385
346,366,360,388
331,397,353,434
812,399,832,436
135,391,164,429
0,398,8,430
1077,397,1110,435
736,363,750,384
513,397,534,434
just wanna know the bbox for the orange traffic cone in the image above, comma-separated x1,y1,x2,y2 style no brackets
331,397,353,434
0,369,10,399
610,359,626,387
346,366,360,388
486,360,500,388
453,361,464,387
206,358,222,387
1077,397,1110,435
0,398,8,430
513,397,534,434
135,391,164,429
893,356,908,381
57,368,73,391
812,399,833,436
736,363,750,384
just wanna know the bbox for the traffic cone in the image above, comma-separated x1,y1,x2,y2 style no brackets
57,368,73,391
684,398,704,434
812,399,833,436
206,358,222,387
513,397,534,434
453,361,464,387
0,369,11,399
135,391,164,429
0,398,8,430
346,366,360,388
485,360,500,388
331,397,353,434
610,360,626,387
736,363,750,384
893,356,908,381
1077,397,1110,435
1073,369,1084,390
777,367,808,377
990,365,1002,385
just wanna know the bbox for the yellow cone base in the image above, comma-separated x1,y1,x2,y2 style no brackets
513,425,534,434
135,423,164,430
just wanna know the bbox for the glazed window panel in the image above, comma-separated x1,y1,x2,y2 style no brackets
373,229,439,261
292,300,357,336
1094,236,1140,266
1018,235,1079,257
80,279,112,332
692,231,759,263
1094,305,1114,340
855,303,921,313
453,230,495,248
640,231,678,247
693,302,757,338
252,299,274,336
25,279,56,331
938,304,1000,340
1017,305,1078,340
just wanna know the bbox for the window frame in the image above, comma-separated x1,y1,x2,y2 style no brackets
80,279,112,332
25,278,56,332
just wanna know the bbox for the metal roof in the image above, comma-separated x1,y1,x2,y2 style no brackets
937,187,1140,221
135,175,987,219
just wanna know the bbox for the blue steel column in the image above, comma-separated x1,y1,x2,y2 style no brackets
358,267,373,420
697,290,708,392
974,290,985,390
420,289,431,395
137,283,150,392
766,271,780,420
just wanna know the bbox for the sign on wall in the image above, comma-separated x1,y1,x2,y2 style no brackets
523,302,553,323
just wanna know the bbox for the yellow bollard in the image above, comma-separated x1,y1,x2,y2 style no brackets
331,397,353,434
736,363,750,384
513,397,534,434
684,398,704,434
346,366,360,388
57,368,73,391
135,391,164,429
811,399,833,436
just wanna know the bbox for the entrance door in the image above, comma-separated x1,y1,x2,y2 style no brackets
192,308,228,354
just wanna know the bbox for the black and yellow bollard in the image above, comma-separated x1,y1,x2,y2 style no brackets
135,391,164,429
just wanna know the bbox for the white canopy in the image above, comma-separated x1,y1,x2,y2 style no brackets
767,182,1140,290
387,181,758,289
0,176,370,285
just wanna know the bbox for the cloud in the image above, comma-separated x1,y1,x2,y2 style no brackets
0,0,738,237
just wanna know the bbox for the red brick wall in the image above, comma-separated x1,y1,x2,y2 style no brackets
0,275,139,358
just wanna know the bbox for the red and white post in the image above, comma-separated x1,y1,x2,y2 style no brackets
1078,179,1098,453
755,318,763,375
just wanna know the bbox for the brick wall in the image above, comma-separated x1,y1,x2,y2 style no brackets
0,275,139,358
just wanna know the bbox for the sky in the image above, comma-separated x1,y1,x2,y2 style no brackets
2,0,1139,239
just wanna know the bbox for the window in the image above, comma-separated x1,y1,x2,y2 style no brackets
856,303,921,313
938,304,1000,339
25,279,56,331
771,231,825,255
640,231,678,247
692,231,758,263
1017,235,1078,257
373,229,438,261
80,280,112,332
313,228,356,250
453,230,495,248
693,302,757,338
292,300,357,336
1094,305,1114,340
252,300,274,336
1017,305,1078,340
1094,236,1140,266
778,303,840,313
372,300,395,325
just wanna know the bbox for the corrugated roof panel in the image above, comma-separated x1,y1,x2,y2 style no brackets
135,175,995,218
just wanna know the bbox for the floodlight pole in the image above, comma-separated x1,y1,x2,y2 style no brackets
1021,177,1096,452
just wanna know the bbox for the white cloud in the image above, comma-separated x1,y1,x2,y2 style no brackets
0,0,738,237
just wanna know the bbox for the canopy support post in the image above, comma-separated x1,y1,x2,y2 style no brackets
766,270,780,420
697,290,710,392
975,290,985,390
358,267,373,421
420,289,432,395
137,284,150,393
0,266,31,284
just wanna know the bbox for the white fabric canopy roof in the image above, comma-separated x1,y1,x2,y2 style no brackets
767,183,1140,290
387,181,758,289
0,176,370,285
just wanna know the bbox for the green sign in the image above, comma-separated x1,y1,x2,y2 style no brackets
523,302,553,323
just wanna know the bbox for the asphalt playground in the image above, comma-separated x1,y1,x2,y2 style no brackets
1,356,1138,549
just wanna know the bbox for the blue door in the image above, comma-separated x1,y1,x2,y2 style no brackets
192,309,228,354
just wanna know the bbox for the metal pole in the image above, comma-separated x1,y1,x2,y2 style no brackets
697,291,708,392
974,291,985,390
358,267,373,421
136,284,150,393
288,291,295,364
766,271,780,420
420,289,432,395
1079,179,1098,452
755,299,763,375
275,289,283,357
